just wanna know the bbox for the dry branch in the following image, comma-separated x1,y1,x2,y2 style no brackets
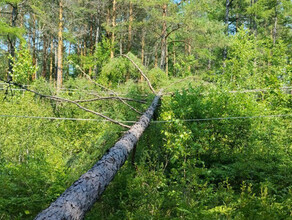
34,90,163,220
0,78,131,128
75,65,143,115
121,54,156,94
74,97,147,104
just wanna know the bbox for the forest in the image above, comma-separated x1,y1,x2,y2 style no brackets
0,0,292,219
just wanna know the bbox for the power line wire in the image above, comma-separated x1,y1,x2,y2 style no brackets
0,115,137,123
151,114,292,123
0,114,291,123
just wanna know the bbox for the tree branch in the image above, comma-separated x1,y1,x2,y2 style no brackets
177,0,186,6
228,0,234,7
74,97,147,104
75,65,143,115
0,78,131,129
121,54,156,94
165,24,181,39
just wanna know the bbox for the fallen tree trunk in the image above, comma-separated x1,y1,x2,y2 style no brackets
35,91,162,220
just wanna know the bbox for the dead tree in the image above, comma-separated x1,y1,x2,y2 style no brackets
1,56,160,220
34,90,162,220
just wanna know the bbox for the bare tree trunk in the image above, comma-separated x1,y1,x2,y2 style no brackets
160,3,167,71
49,38,54,83
128,1,133,52
106,8,110,38
32,14,37,80
187,39,191,72
55,43,58,84
68,42,71,78
57,0,63,92
93,15,100,79
110,0,116,58
154,43,158,68
89,18,94,76
83,41,87,57
165,42,168,75
273,10,278,45
120,36,123,55
7,4,18,81
42,34,48,78
173,43,176,75
141,29,145,81
19,8,23,50
223,0,232,61
35,91,162,220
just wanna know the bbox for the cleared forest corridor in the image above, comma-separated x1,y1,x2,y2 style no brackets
1,0,291,219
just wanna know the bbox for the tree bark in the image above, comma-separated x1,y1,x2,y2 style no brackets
106,8,110,38
35,91,162,220
7,4,18,81
160,3,167,71
49,38,54,82
110,0,116,58
187,39,191,72
141,29,145,81
128,1,133,52
93,16,100,79
223,0,232,60
32,13,37,80
273,3,278,45
154,43,158,68
57,0,63,92
42,34,48,78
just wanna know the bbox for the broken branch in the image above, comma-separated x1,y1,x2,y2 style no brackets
75,65,143,115
121,54,156,94
0,78,131,128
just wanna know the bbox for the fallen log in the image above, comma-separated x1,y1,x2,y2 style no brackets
35,91,162,220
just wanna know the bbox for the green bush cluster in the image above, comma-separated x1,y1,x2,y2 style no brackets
86,84,291,219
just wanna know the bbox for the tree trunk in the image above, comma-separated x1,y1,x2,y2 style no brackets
160,3,167,71
119,36,123,55
7,4,18,81
128,1,133,52
106,8,110,38
57,0,63,92
32,14,37,80
35,91,162,220
223,0,231,60
93,15,100,79
173,43,176,75
155,46,158,68
89,18,94,76
141,29,145,81
187,39,191,72
42,34,48,78
110,0,116,58
49,38,54,83
165,42,168,75
273,7,278,45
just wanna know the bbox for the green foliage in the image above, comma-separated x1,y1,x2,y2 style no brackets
0,0,291,219
99,53,146,86
0,78,147,219
10,44,37,84
99,57,134,86
86,83,292,219
0,19,24,40
222,27,290,90
148,67,168,88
